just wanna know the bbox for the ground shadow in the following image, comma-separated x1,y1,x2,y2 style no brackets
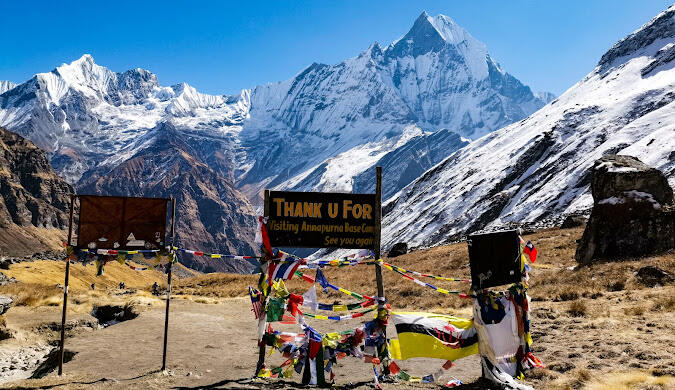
173,377,496,389
9,370,161,390
173,377,374,390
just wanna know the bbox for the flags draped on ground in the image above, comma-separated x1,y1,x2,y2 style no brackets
389,312,478,361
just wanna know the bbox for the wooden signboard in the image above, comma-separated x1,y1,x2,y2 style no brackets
467,229,521,290
76,195,169,250
265,190,377,249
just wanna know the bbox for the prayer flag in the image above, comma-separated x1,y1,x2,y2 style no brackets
519,237,538,262
389,312,478,361
302,285,319,312
268,258,301,286
316,269,329,292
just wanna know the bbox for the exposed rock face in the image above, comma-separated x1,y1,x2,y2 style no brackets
560,214,587,229
575,155,675,263
78,122,258,273
387,242,408,258
636,265,674,287
0,127,73,255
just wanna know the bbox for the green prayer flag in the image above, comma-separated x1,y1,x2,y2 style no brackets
266,297,285,322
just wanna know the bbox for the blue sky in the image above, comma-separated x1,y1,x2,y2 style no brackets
1,1,672,95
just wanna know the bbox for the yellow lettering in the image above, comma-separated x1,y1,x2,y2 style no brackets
273,198,284,217
352,203,362,218
362,204,372,219
343,200,352,219
294,202,302,217
303,202,313,217
284,201,293,217
314,203,322,218
328,203,338,218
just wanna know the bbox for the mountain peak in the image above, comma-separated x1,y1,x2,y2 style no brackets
53,53,111,84
386,12,486,59
597,4,675,71
407,12,475,47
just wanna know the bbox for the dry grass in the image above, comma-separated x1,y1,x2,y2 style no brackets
2,259,167,292
584,371,675,389
4,226,675,388
0,282,63,306
567,299,587,317
651,294,675,312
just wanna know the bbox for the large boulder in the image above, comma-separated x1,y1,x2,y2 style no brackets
575,155,674,263
388,242,408,258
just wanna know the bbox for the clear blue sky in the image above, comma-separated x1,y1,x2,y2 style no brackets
1,1,672,96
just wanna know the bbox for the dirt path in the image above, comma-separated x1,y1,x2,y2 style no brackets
1,297,482,389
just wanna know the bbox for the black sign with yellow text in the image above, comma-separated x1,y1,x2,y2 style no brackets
266,191,377,249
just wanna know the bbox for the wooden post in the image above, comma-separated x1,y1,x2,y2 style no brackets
161,198,176,371
374,166,384,304
374,166,389,373
58,194,75,376
255,190,271,376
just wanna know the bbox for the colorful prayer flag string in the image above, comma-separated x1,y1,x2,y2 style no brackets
300,307,376,321
294,270,373,301
174,247,261,260
381,262,471,283
381,262,472,299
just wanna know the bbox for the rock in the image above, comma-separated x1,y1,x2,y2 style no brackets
387,242,408,258
0,272,17,286
0,295,13,315
0,127,73,257
575,155,675,263
560,214,587,229
636,266,674,287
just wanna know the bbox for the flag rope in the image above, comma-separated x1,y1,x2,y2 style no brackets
381,261,471,283
381,262,472,299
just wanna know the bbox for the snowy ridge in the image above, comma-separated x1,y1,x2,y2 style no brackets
0,54,248,183
382,5,675,249
238,12,552,200
0,81,16,95
0,12,558,260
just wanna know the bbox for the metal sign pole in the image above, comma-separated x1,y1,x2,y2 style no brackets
161,197,176,371
58,194,75,375
255,190,271,376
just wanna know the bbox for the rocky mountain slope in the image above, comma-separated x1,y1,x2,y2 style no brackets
0,12,550,203
0,127,73,255
382,5,675,249
0,12,554,265
78,122,257,273
238,12,552,200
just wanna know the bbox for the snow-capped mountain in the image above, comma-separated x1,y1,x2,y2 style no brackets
0,81,16,94
238,12,552,200
382,5,675,250
0,12,556,266
0,13,549,199
0,54,249,183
